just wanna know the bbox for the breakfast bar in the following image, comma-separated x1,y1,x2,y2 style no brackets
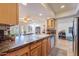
0,34,51,56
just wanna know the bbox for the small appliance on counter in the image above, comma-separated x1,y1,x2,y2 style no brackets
0,24,14,42
0,30,4,41
0,30,14,42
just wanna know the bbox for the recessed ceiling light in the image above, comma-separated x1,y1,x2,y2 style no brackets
39,13,42,16
60,5,65,8
21,3,27,5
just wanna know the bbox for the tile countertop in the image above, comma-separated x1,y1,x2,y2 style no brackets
0,34,51,54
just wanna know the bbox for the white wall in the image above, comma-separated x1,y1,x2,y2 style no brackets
27,18,47,34
56,17,77,39
10,18,47,35
18,3,55,34
56,10,75,18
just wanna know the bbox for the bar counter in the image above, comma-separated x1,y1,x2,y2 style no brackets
0,34,51,56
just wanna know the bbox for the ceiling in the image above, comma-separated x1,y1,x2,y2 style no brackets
19,3,56,24
19,3,55,19
19,3,79,19
47,3,78,16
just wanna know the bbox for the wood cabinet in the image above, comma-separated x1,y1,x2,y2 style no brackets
47,38,51,55
41,38,51,56
4,37,51,56
47,18,55,29
5,45,30,56
30,45,41,56
42,39,48,56
0,3,18,25
30,41,42,56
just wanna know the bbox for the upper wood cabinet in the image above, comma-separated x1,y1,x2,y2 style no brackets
0,3,18,25
47,18,55,29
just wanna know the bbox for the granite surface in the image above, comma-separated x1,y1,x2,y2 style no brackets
0,34,50,54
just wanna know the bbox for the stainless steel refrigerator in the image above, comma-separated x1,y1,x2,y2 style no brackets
72,17,78,56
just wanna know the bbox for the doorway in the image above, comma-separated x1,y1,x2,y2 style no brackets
35,27,41,34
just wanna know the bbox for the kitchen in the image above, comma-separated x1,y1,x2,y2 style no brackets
0,3,56,56
0,3,79,56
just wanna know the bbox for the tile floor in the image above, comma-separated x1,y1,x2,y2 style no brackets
49,39,74,56
55,39,74,56
49,47,67,56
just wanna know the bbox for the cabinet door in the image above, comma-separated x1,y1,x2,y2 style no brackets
47,38,51,55
0,3,18,25
5,46,30,56
31,45,41,56
42,39,47,56
47,18,55,29
7,3,18,25
47,19,52,29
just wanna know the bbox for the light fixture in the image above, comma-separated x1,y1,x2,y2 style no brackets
21,3,27,5
60,5,65,8
24,17,30,23
39,13,42,16
27,18,30,21
24,20,28,23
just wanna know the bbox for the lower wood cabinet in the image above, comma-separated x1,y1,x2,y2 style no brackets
30,41,42,56
42,39,48,56
4,37,51,56
47,38,51,55
5,46,30,56
21,52,30,56
30,45,41,56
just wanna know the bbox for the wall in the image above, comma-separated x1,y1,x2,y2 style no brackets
56,10,75,19
10,18,47,35
56,17,77,40
10,3,55,35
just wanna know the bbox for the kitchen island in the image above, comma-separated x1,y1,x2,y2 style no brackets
0,34,51,56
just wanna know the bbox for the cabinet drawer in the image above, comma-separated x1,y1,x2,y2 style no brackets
5,45,30,56
30,41,41,49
